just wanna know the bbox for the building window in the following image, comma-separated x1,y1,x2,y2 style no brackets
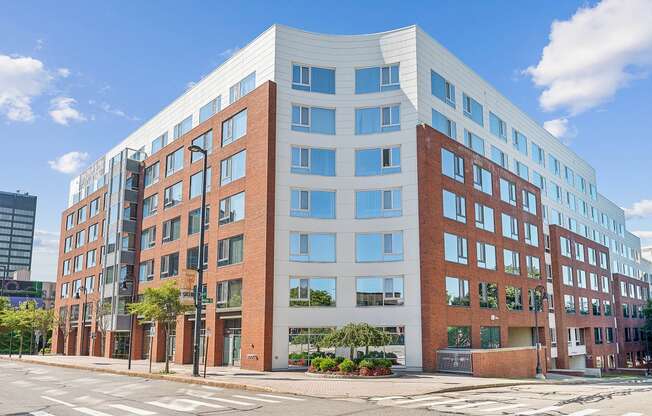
577,270,587,288
480,327,501,349
188,206,211,234
356,276,404,306
291,190,336,219
525,223,539,247
75,230,86,248
606,327,614,343
162,217,181,243
489,112,507,140
219,192,245,225
221,110,248,146
479,282,498,309
464,130,485,155
526,256,541,279
512,129,528,155
64,236,72,253
355,147,400,176
462,93,483,126
292,64,335,94
220,150,246,185
491,146,508,168
355,64,399,94
356,232,404,262
160,252,179,278
506,286,523,311
447,326,471,348
355,189,402,219
473,165,492,195
444,233,468,265
77,206,87,224
139,260,154,282
592,299,601,316
186,244,209,270
504,249,521,275
475,203,495,232
574,242,585,262
476,242,496,270
141,226,156,250
522,190,537,215
432,109,457,139
446,276,470,307
355,105,400,134
173,116,192,139
560,236,571,257
289,277,336,307
199,96,221,124
431,70,456,107
562,265,574,286
163,182,183,209
217,235,244,266
563,294,575,314
292,106,336,135
441,148,464,182
165,147,184,177
189,168,212,199
499,178,517,206
86,249,96,268
290,233,335,263
89,198,100,217
144,162,160,187
229,72,255,104
443,190,466,223
579,297,589,315
143,194,158,217
217,279,242,309
66,213,74,230
191,130,213,162
151,132,168,154
291,147,335,176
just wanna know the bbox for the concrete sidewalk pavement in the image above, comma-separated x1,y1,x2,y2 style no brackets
0,354,549,398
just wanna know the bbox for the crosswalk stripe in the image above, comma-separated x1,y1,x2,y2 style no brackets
481,404,525,412
406,398,466,408
201,397,255,406
233,394,280,403
73,408,113,416
565,410,599,416
200,385,223,391
370,396,405,401
257,394,305,401
621,413,643,416
449,401,497,410
42,396,75,407
517,406,562,415
392,396,442,405
31,412,55,416
147,399,225,412
108,404,157,415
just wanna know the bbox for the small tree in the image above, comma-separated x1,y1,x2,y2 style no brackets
1,303,20,357
56,307,71,355
127,281,192,373
33,307,56,355
319,323,392,359
16,300,37,357
95,300,112,357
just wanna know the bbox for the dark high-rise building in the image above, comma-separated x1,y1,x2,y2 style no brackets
0,191,37,278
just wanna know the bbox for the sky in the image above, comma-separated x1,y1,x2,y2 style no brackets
1,0,652,281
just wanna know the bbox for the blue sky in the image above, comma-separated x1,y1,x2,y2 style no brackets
1,0,651,280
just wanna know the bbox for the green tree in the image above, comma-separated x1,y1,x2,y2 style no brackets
127,281,192,373
33,308,56,355
2,307,21,357
319,323,392,359
16,300,37,357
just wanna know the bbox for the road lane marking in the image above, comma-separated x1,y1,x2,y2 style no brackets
42,396,75,407
147,399,225,412
201,397,255,406
108,404,157,415
257,394,305,401
200,385,223,391
449,401,497,410
73,408,113,416
392,396,443,405
232,395,280,403
621,413,643,416
406,398,466,408
565,410,599,416
12,380,36,387
71,377,104,384
517,406,562,415
31,412,56,416
481,404,525,412
370,396,405,401
32,376,58,381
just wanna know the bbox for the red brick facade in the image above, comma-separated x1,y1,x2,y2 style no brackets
613,273,649,367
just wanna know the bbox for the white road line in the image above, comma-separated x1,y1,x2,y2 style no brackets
370,396,405,401
108,404,157,415
43,389,67,396
200,397,255,406
12,380,36,387
200,385,223,391
232,394,280,403
392,396,443,405
71,377,104,384
147,399,225,412
517,406,562,415
31,412,56,416
565,410,599,416
481,404,525,412
449,401,497,410
32,376,58,381
257,394,305,401
41,396,75,407
621,413,643,416
406,398,466,408
73,408,113,416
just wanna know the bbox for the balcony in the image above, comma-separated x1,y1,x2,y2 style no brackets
567,342,586,356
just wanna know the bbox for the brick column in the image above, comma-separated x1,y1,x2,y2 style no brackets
131,321,144,361
206,310,224,367
152,323,167,363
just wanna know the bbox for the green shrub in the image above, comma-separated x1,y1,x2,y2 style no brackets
319,357,338,372
334,356,345,364
358,359,374,369
310,357,324,370
338,358,356,373
376,358,393,369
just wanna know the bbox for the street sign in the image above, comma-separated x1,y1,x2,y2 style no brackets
202,298,213,304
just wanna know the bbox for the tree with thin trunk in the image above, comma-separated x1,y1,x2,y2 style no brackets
56,306,71,355
127,281,191,374
319,323,392,359
16,300,37,357
94,300,112,357
33,307,56,355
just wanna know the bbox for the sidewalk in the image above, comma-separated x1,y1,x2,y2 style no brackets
0,354,546,398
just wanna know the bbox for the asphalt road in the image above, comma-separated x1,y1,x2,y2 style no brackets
1,360,651,416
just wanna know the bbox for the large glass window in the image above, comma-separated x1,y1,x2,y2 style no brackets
444,232,468,264
522,190,537,215
186,244,209,270
355,147,400,176
292,105,335,135
355,189,402,219
499,178,517,205
290,233,336,263
143,194,158,217
564,294,576,313
526,256,541,279
222,110,247,146
151,132,168,155
473,165,492,195
219,192,245,225
144,162,160,187
446,276,470,306
165,147,184,177
356,276,404,306
355,105,400,134
188,206,210,234
217,235,244,266
173,116,192,139
476,242,496,270
491,146,508,168
443,190,466,223
162,217,181,243
291,147,335,176
441,148,464,182
220,150,246,185
217,279,242,309
229,72,255,104
432,109,457,139
501,213,519,240
292,64,335,94
141,226,156,250
503,249,520,275
191,131,213,163
290,190,336,219
506,286,523,311
480,327,501,349
525,223,539,247
189,168,212,199
356,232,404,262
289,277,336,307
139,260,154,282
163,182,183,209
479,282,498,308
475,203,494,232
489,112,507,140
160,252,179,278
355,64,399,94
512,129,528,155
199,96,221,124
447,326,471,348
288,328,335,368
462,93,483,126
431,70,455,107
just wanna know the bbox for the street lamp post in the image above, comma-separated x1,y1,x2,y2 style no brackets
74,286,88,356
188,144,208,377
533,285,548,380
121,277,137,370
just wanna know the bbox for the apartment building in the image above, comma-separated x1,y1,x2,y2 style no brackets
0,190,37,281
53,25,649,375
613,273,649,368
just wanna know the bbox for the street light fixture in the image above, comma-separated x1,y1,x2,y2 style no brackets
188,144,208,377
533,285,548,380
74,286,88,356
121,277,137,370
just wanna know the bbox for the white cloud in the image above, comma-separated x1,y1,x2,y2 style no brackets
33,229,59,253
623,199,652,219
49,96,86,125
632,230,652,240
57,67,71,78
35,39,45,51
543,117,578,140
185,81,197,91
0,54,52,122
525,0,652,115
99,101,139,121
48,151,89,174
31,229,59,281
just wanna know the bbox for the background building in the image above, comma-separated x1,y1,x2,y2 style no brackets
0,190,37,283
53,25,650,375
